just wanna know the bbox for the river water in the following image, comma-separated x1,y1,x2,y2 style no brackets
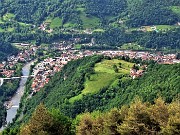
1,62,32,130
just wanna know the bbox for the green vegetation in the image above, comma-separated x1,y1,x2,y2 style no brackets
5,56,179,133
74,44,82,49
3,97,180,135
19,104,73,135
156,25,178,31
121,43,145,50
0,0,179,50
0,0,180,134
0,41,18,61
171,6,180,15
76,97,180,135
93,29,104,32
2,13,15,21
0,63,23,127
80,12,100,28
70,59,134,102
50,17,62,29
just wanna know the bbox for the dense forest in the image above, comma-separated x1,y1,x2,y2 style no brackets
0,41,17,61
0,0,179,50
0,0,179,26
0,0,180,134
3,55,179,134
94,27,180,49
126,0,180,27
3,96,180,134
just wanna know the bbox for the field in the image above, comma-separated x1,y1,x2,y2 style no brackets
156,25,178,31
69,59,134,102
74,44,82,49
3,13,15,21
77,7,100,28
93,29,104,32
121,43,145,50
50,17,62,29
170,6,180,15
80,14,100,28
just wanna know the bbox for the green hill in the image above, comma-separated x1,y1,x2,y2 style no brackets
0,0,179,29
1,55,180,134
0,0,180,50
69,59,134,103
10,56,179,125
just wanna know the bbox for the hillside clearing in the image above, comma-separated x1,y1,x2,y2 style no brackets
50,17,62,29
69,59,134,103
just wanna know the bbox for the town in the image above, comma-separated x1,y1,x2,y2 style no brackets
0,46,37,78
0,42,180,93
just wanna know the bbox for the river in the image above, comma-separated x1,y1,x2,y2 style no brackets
1,61,32,130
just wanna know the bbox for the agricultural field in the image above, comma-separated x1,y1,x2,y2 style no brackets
120,43,145,50
50,17,62,29
69,59,134,102
170,6,180,15
156,25,179,31
3,13,15,21
77,7,100,28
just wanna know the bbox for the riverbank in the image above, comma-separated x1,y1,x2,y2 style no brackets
0,61,33,131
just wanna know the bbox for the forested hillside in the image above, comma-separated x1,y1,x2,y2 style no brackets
1,0,179,27
2,55,180,134
0,41,17,61
4,97,179,135
6,56,179,131
0,0,180,50
0,1,180,134
126,0,180,27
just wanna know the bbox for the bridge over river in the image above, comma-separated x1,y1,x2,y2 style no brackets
0,61,34,131
0,75,34,86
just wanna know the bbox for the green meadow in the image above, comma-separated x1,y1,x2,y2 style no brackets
50,17,62,29
170,6,180,15
69,59,134,103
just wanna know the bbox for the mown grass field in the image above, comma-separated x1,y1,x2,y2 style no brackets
121,43,145,50
3,13,15,21
80,14,100,28
69,59,134,103
156,25,178,31
77,7,100,28
50,17,62,29
170,6,180,15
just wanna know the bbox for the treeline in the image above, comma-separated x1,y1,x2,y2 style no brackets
0,0,179,27
9,56,180,128
1,26,180,50
85,0,127,21
3,97,180,134
19,55,103,123
0,41,17,61
126,0,180,27
0,102,6,128
0,0,180,50
76,97,180,135
94,27,180,49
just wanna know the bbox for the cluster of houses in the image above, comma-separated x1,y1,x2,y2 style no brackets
130,68,145,79
99,50,180,64
0,46,37,78
38,22,53,33
138,26,158,32
31,49,96,92
29,47,180,93
2,40,179,92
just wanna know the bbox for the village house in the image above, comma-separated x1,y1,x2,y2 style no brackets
130,68,144,79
